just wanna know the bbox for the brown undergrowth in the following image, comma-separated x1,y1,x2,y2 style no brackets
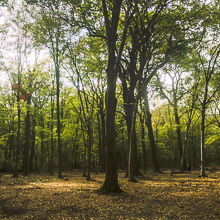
0,168,219,219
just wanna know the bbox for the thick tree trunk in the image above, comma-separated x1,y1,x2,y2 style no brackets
98,0,123,193
98,83,120,193
143,90,161,173
98,70,120,192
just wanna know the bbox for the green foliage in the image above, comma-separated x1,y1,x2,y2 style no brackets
0,0,220,174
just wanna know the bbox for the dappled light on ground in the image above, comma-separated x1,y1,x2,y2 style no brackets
0,169,219,219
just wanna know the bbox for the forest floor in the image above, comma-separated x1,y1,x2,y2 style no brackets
0,168,220,219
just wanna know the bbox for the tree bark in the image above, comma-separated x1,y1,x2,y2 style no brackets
98,75,121,193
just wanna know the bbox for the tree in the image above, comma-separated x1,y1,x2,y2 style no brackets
27,4,70,178
98,0,126,193
197,45,220,177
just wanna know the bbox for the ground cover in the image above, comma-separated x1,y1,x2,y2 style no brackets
0,168,219,219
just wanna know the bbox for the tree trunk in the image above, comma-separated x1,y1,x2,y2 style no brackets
40,113,44,171
127,118,135,182
173,106,186,172
13,92,20,177
127,113,138,181
74,145,78,169
139,112,147,171
98,0,123,193
97,113,102,169
50,133,54,175
56,64,63,179
23,97,31,176
86,127,92,180
98,68,120,192
200,102,206,177
29,110,36,172
143,89,161,173
82,144,87,177
100,107,106,172
9,115,14,171
199,81,209,178
98,82,121,193
50,91,54,175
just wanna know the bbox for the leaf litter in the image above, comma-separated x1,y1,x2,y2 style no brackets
0,169,219,219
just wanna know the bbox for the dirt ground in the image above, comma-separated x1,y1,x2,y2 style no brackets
0,168,219,219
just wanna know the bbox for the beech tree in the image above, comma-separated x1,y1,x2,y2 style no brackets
98,0,124,193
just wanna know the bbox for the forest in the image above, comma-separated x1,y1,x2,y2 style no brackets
0,0,220,218
0,1,220,217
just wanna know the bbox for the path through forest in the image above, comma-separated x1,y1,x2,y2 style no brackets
0,168,219,219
